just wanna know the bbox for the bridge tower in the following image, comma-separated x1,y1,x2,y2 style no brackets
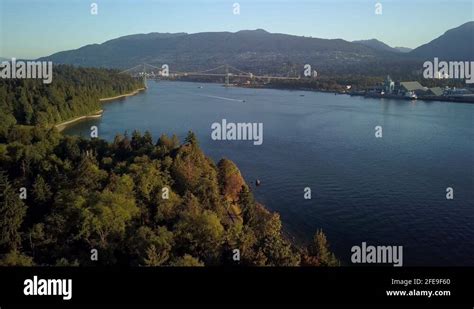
225,64,230,87
143,63,148,89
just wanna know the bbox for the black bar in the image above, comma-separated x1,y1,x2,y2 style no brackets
0,267,472,307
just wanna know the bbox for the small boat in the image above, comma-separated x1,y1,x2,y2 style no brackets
300,94,305,97
198,86,203,89
405,91,417,100
255,179,261,186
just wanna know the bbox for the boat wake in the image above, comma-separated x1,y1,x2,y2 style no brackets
197,94,245,102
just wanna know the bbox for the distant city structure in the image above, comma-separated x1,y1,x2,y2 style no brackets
365,75,474,102
383,75,395,94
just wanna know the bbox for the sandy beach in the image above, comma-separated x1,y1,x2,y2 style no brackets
55,110,104,132
55,88,146,132
99,87,146,102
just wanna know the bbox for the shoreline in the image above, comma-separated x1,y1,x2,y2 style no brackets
99,87,146,102
240,84,474,104
55,110,104,132
164,79,474,104
55,88,146,132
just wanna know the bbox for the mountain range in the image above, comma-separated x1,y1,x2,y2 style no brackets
410,22,474,60
39,22,474,76
352,39,412,53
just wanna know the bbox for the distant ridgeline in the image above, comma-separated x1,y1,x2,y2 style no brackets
0,65,338,267
40,23,474,80
0,65,143,140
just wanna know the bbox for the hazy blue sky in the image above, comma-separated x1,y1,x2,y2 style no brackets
0,0,472,59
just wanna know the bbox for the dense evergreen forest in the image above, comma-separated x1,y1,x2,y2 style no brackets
0,65,143,140
0,66,338,266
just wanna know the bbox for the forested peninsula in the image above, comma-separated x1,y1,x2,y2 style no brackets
0,66,338,266
0,65,143,135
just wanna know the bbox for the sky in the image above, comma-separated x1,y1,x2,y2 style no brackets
0,0,473,59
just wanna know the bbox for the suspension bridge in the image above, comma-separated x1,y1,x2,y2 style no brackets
120,63,302,88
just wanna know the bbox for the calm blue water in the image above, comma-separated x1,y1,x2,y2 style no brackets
64,81,474,266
